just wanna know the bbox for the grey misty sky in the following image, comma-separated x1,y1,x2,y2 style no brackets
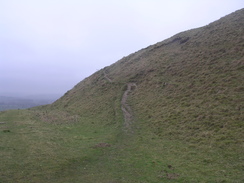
0,0,243,97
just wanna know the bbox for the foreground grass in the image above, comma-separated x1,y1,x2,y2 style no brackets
0,109,118,183
1,109,243,182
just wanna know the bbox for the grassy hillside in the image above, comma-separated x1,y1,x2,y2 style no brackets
0,9,243,182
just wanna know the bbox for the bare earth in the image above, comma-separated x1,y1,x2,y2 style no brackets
103,70,136,133
121,83,136,133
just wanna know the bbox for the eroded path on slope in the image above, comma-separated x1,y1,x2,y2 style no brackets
103,69,136,133
103,70,112,83
121,83,136,133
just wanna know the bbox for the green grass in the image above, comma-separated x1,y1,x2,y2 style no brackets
1,9,244,183
0,110,119,182
1,109,243,182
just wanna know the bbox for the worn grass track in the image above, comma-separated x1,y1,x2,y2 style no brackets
1,9,244,182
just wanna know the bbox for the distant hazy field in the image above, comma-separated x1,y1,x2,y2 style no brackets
0,95,59,111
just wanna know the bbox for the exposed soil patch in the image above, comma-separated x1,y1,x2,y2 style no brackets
121,83,137,133
160,172,179,180
3,129,10,133
93,143,111,148
158,165,180,180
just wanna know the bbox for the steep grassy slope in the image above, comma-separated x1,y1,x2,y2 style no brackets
53,8,243,149
50,8,243,181
0,9,243,182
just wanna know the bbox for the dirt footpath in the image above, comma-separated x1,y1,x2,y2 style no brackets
121,83,136,133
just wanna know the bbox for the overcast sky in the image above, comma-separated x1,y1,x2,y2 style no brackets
0,0,243,98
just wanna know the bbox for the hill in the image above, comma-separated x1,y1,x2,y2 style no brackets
52,8,243,147
0,9,243,182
